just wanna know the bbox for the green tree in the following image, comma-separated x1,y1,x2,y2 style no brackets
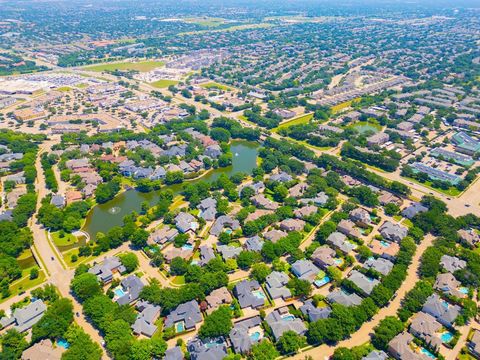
63,324,102,360
0,329,28,359
250,263,271,283
198,306,233,339
119,253,139,273
31,298,74,343
249,340,279,360
371,316,404,350
71,273,102,302
276,331,306,355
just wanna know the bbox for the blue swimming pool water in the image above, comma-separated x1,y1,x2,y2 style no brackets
175,322,185,333
182,243,194,250
57,339,70,349
441,332,454,343
250,331,261,341
252,290,266,299
459,287,469,294
380,240,390,248
204,339,224,348
420,348,436,359
314,276,331,287
225,229,233,234
282,315,296,322
114,288,126,297
334,259,343,265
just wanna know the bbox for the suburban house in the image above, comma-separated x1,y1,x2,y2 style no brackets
369,239,400,260
440,255,467,273
422,293,461,327
233,280,266,309
250,194,279,210
434,273,467,299
299,300,332,322
88,256,126,283
148,226,179,245
175,212,199,234
263,229,288,243
364,257,394,276
187,337,227,360
409,312,442,351
279,218,305,232
265,271,291,300
402,202,428,219
217,245,242,260
205,287,233,314
311,246,337,269
291,260,321,283
327,232,355,254
379,221,408,242
327,289,362,307
0,299,47,333
229,316,263,354
468,330,480,358
294,205,318,219
362,350,388,360
131,301,161,338
337,219,362,238
265,307,307,340
210,215,240,237
164,300,202,331
457,229,480,248
21,339,64,360
164,347,184,360
198,245,216,267
349,208,372,227
244,235,264,252
116,275,145,306
388,332,430,360
346,270,380,296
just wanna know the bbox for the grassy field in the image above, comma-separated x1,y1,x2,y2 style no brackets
56,86,72,92
185,17,226,27
272,113,314,133
51,231,78,247
201,82,232,91
332,98,358,113
180,23,273,36
84,60,165,73
150,79,179,88
403,176,461,197
1,267,46,303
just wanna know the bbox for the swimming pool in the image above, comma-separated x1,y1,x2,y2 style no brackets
250,331,261,341
57,339,70,349
175,322,185,333
282,315,296,322
182,243,194,250
380,240,390,248
114,288,126,297
440,332,454,343
204,339,224,348
314,276,331,287
458,287,469,295
224,229,233,234
252,290,266,299
334,259,343,265
420,348,436,359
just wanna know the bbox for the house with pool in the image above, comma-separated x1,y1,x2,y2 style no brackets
233,280,267,309
164,300,203,333
229,316,263,354
187,337,227,360
265,307,307,341
409,311,455,351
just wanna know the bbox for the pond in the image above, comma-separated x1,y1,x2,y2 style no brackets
82,140,260,240
350,121,382,134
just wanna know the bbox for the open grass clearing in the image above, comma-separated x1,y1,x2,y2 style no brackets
150,79,179,88
272,113,314,133
84,60,165,73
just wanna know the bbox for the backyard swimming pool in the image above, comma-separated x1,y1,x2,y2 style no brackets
420,348,436,359
440,332,454,343
252,290,266,299
250,331,261,341
182,243,194,250
57,339,70,349
114,288,126,297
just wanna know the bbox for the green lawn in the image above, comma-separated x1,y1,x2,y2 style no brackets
179,23,273,36
51,231,78,247
1,267,46,303
63,248,95,268
403,176,461,197
171,276,186,285
84,60,165,73
150,79,179,88
272,113,314,133
201,82,232,91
